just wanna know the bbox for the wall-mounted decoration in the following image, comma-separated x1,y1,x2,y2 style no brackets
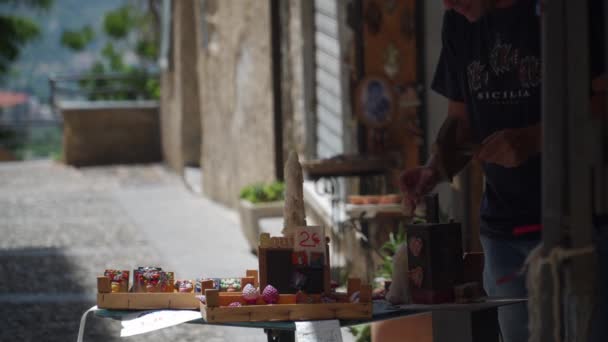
361,0,421,169
383,42,401,79
365,1,382,35
355,76,395,128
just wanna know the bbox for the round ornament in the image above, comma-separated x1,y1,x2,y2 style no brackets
355,76,396,128
242,283,259,304
262,284,279,304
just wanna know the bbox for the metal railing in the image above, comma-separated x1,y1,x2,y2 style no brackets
48,72,159,111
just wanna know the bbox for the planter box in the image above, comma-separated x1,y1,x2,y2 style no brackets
238,199,284,252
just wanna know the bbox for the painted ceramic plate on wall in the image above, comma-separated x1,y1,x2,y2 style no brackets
355,76,395,128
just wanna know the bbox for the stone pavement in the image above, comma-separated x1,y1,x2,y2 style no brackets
0,161,356,342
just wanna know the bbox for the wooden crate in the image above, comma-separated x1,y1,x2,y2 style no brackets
96,276,200,310
97,292,200,310
200,279,373,323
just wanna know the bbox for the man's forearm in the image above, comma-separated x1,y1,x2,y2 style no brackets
429,112,474,182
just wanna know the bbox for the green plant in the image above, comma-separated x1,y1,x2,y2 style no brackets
348,324,371,342
239,181,285,204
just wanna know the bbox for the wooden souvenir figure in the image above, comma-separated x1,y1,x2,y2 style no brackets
282,151,307,238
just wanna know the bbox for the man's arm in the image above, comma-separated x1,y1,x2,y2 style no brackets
400,100,473,211
428,100,474,182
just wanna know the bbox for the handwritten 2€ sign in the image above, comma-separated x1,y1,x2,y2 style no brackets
294,226,325,255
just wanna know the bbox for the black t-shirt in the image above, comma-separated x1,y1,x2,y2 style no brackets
431,0,604,238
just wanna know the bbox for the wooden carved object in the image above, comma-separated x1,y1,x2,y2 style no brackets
385,242,411,304
282,151,306,237
405,222,463,304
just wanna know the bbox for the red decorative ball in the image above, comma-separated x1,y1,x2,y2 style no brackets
262,285,279,304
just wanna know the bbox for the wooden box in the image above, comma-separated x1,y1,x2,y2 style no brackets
200,279,372,323
96,276,200,310
405,222,463,304
258,235,331,295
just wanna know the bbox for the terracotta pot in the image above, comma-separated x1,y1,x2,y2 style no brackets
363,195,381,205
348,195,365,205
379,194,402,204
371,313,433,342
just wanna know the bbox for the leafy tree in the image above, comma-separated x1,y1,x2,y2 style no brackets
0,0,53,74
60,26,94,51
103,6,133,39
61,1,161,100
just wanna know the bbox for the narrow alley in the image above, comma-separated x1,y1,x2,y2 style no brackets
0,160,267,341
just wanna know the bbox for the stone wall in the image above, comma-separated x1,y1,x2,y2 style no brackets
198,0,276,207
176,0,202,166
160,0,201,172
160,70,181,170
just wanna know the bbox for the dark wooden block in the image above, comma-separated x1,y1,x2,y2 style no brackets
405,222,463,303
258,246,330,294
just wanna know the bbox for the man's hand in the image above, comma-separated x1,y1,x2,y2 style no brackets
399,166,441,215
476,124,541,168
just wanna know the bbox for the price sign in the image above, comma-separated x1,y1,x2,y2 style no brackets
294,226,326,267
294,226,325,253
293,226,326,260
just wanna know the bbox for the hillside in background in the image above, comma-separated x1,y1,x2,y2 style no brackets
0,0,127,102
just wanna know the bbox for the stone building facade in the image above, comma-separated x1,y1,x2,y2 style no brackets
161,0,309,208
160,0,201,172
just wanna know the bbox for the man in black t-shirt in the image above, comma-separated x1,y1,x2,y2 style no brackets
400,1,605,341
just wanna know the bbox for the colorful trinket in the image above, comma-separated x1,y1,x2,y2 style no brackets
133,267,172,293
242,284,259,305
228,302,242,307
262,285,279,304
175,280,194,293
195,278,220,293
220,278,242,292
104,269,129,293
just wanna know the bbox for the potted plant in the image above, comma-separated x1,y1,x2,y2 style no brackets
238,181,285,253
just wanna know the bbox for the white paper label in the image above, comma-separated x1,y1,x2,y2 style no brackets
295,320,343,342
294,226,324,252
120,310,201,337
